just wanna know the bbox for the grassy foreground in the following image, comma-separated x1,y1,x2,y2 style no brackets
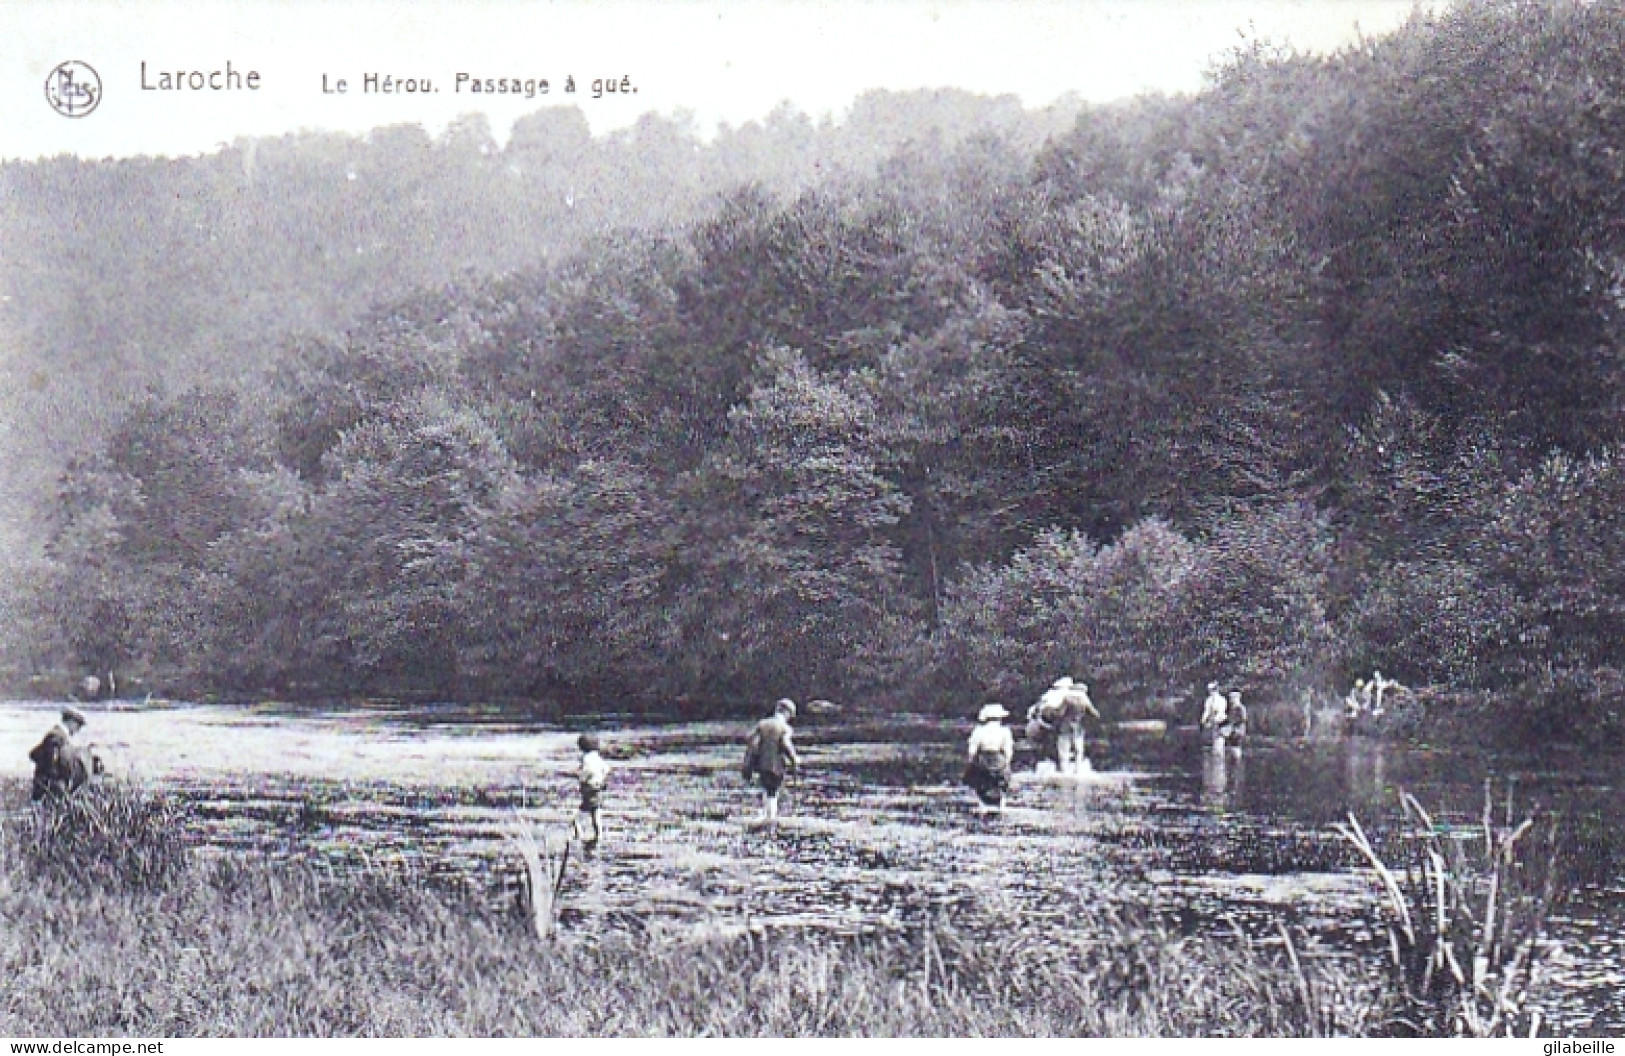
0,779,1390,1037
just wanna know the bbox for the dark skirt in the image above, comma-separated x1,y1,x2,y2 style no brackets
964,758,1011,805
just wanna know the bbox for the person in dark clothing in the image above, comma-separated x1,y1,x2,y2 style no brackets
743,698,801,825
1221,691,1249,750
29,706,87,801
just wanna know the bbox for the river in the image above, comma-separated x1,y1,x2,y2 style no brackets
2,700,1620,1034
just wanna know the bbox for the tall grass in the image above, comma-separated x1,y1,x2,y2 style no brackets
0,778,1390,1037
1336,783,1561,1037
7,780,190,892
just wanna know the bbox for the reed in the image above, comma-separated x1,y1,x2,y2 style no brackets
1335,783,1561,1037
504,811,570,940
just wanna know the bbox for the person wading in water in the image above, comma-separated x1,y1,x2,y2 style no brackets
574,733,609,853
1028,677,1099,775
1056,680,1100,775
965,703,1015,813
1222,690,1249,751
1200,682,1229,753
742,698,801,826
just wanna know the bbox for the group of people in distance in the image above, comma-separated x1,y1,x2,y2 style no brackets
738,680,1105,824
1345,669,1402,729
18,698,797,844
24,705,624,857
579,697,817,837
26,675,1277,845
573,698,809,842
595,683,1105,834
20,681,1137,831
1200,682,1249,751
19,698,786,834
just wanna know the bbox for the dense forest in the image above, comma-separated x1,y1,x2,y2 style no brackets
5,0,1625,745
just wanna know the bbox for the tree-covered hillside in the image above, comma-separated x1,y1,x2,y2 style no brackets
9,1,1625,744
0,90,1081,540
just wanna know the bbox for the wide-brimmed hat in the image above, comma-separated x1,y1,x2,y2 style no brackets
774,698,797,719
1207,681,1220,691
61,706,87,726
978,703,1010,722
1051,676,1074,690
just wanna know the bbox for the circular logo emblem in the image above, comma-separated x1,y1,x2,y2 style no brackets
45,61,101,118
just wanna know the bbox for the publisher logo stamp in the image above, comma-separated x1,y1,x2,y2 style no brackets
45,60,101,117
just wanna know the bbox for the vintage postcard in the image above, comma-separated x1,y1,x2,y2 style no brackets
1,0,1620,1041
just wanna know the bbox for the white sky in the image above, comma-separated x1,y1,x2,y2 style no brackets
3,0,1432,160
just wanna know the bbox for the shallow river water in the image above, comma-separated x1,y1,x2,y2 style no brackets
2,701,1620,1034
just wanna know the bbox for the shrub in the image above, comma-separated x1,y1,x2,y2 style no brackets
1347,559,1520,689
1185,501,1335,686
1479,450,1625,680
936,522,1200,707
1509,666,1625,747
936,504,1335,711
10,780,192,893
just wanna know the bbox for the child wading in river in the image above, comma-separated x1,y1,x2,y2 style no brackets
743,698,801,825
575,733,609,852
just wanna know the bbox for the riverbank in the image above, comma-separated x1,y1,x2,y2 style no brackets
0,780,1385,1037
6,679,1602,756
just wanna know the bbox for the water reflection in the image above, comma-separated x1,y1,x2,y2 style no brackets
1343,737,1388,806
1201,744,1245,810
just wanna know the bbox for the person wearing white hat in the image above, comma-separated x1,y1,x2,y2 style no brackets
964,703,1014,812
1201,682,1229,732
1028,676,1099,775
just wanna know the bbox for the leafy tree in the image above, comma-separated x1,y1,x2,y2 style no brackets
1479,450,1625,682
1349,559,1518,689
459,459,677,699
936,520,1203,709
1183,502,1335,690
681,349,912,698
291,396,517,693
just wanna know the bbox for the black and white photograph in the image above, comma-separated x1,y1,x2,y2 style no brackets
1,0,1622,1039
